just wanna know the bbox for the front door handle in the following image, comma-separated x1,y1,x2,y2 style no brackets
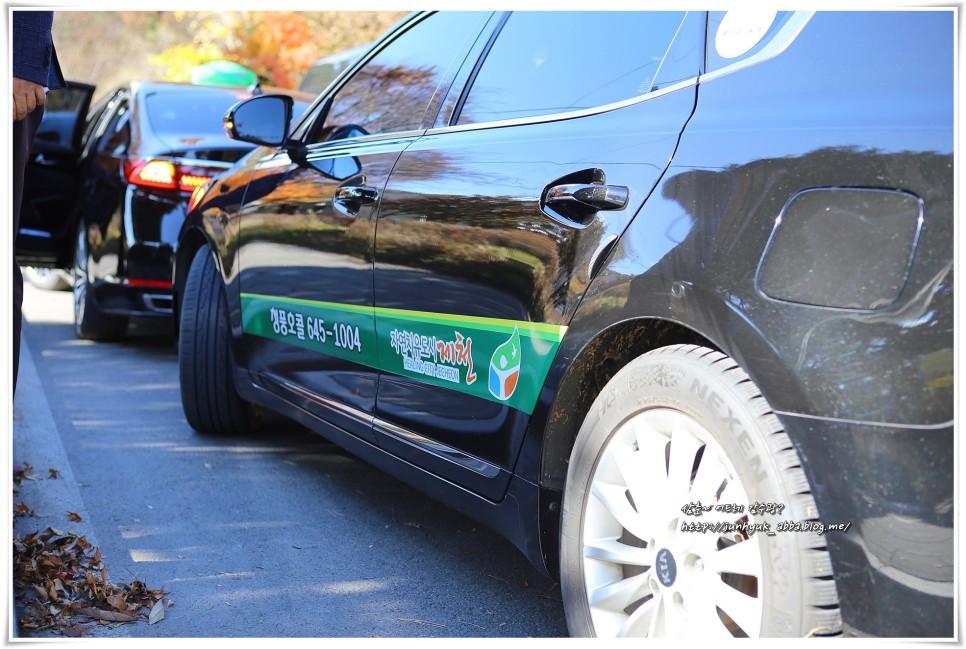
333,183,379,217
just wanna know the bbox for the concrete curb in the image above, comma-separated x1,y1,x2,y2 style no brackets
12,331,100,638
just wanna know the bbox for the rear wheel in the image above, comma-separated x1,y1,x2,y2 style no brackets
560,344,841,638
178,246,260,435
72,221,127,341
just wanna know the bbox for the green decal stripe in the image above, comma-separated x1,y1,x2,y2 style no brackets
241,294,382,368
372,305,566,342
242,292,568,340
240,293,568,414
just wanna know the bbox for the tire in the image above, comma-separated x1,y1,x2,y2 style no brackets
72,222,127,341
178,246,260,435
560,344,841,638
23,266,72,291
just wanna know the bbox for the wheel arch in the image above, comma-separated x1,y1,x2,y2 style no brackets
535,316,719,578
172,226,214,334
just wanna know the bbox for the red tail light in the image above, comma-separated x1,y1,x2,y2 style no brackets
123,278,173,289
125,159,218,193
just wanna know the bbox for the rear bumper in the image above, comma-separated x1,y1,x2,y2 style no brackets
86,185,182,318
91,280,173,317
781,413,954,637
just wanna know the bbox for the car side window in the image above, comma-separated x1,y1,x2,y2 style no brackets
456,11,688,125
80,90,121,156
98,99,131,156
310,12,488,143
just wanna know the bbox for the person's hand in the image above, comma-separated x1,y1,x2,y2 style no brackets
12,77,46,121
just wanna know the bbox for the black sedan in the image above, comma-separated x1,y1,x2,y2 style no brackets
16,80,312,340
174,11,954,638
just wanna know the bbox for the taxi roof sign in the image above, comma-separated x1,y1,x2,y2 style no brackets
191,61,259,88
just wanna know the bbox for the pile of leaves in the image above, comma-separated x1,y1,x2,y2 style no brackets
13,528,169,636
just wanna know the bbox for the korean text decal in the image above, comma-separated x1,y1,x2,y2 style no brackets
240,293,566,415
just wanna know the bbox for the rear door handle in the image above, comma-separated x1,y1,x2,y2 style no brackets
545,183,629,213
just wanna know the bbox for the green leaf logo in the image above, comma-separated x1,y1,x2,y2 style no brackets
488,326,521,401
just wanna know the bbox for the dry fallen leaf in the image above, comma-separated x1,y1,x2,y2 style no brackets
13,527,169,634
106,594,130,612
67,512,82,522
75,607,138,623
62,623,88,637
49,468,61,479
13,462,39,488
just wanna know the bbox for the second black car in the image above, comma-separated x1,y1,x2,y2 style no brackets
17,80,312,340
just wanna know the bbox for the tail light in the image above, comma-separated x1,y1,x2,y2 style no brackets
124,159,220,194
122,278,173,289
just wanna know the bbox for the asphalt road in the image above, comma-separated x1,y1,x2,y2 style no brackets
12,283,569,639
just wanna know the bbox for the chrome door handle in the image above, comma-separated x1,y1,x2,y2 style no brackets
333,184,379,216
335,185,379,204
545,183,629,212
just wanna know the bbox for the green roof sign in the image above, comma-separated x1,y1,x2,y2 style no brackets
190,61,258,88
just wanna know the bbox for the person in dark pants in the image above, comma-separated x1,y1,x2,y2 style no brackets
12,11,65,398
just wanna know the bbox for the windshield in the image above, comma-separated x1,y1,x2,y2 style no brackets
145,90,254,137
146,89,311,139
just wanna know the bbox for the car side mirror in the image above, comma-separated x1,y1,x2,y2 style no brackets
224,95,293,147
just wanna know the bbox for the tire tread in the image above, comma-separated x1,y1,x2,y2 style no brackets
178,247,258,435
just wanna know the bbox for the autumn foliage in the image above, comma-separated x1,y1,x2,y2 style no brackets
160,11,407,88
227,12,318,88
53,11,407,94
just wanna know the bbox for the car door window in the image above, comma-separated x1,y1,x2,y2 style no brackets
82,91,131,158
310,11,489,143
456,11,688,124
33,86,89,150
80,98,108,147
80,90,122,157
100,100,131,155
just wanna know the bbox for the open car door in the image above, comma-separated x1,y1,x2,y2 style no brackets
16,81,95,268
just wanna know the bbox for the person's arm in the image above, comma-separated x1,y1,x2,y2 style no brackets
12,11,54,121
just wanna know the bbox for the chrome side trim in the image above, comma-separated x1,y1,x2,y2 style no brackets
422,77,699,137
272,376,500,478
305,132,425,160
373,418,503,479
272,377,374,430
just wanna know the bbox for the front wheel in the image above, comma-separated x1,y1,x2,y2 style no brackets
178,246,260,435
560,344,841,638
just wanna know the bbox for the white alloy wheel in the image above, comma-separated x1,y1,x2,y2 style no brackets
560,344,842,638
582,407,762,637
